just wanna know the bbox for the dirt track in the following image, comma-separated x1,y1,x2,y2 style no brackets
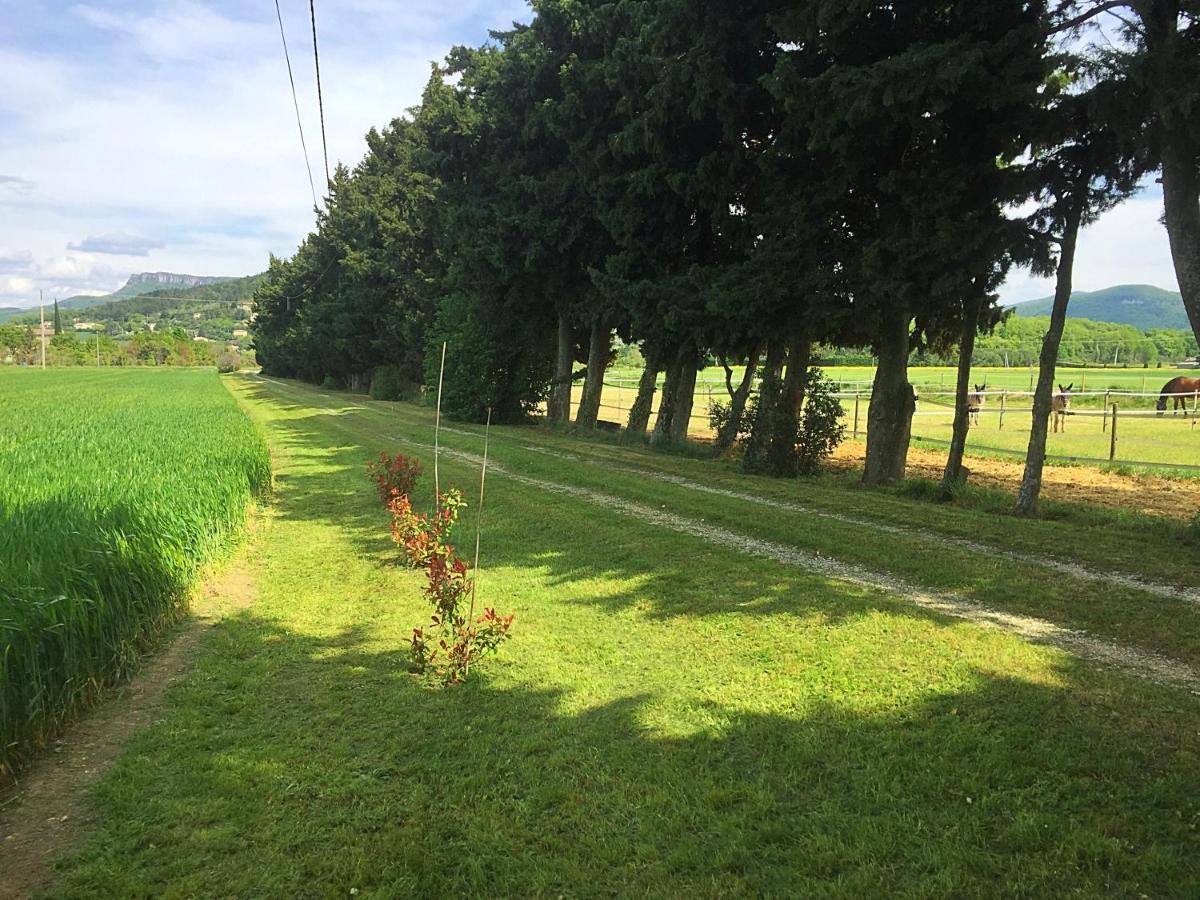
831,440,1200,521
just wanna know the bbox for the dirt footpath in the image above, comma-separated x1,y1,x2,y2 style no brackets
831,440,1200,521
0,557,257,899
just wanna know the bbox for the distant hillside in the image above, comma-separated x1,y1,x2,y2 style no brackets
136,272,264,305
0,271,250,324
1011,284,1189,330
60,272,234,310
28,272,267,348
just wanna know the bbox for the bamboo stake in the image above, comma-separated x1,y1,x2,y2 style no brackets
468,407,492,624
433,341,446,504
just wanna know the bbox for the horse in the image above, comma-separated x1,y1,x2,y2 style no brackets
1156,376,1200,415
966,383,986,426
1051,383,1072,433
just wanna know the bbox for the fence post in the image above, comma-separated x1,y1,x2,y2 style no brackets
1102,391,1110,432
999,390,1006,431
853,392,860,439
1193,390,1198,430
1109,403,1118,462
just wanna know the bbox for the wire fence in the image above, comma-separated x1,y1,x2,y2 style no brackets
583,378,1200,474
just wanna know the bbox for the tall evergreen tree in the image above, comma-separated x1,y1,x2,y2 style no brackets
774,0,1053,486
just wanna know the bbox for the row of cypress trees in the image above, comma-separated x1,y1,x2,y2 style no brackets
252,0,1199,511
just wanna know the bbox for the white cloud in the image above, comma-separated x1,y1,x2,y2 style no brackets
67,234,166,256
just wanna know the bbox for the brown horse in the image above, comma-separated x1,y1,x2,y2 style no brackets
1051,383,1073,433
1157,376,1200,415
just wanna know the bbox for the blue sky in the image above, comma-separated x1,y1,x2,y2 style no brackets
0,1,1182,308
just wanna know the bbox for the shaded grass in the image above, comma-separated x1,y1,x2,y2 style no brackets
48,375,1200,897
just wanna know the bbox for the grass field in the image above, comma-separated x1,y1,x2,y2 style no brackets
0,369,269,781
592,364,1200,472
36,373,1200,896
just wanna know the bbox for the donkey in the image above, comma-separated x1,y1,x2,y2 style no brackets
966,383,986,426
1051,383,1073,433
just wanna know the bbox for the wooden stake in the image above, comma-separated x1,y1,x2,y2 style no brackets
853,392,860,438
998,390,1006,431
1102,391,1110,432
1109,403,1118,462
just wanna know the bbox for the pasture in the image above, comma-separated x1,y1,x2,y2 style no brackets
0,369,269,781
594,364,1200,472
20,373,1200,897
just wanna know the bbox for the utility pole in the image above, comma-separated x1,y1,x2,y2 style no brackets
39,290,46,370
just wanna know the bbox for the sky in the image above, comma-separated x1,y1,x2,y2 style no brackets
0,1,1182,310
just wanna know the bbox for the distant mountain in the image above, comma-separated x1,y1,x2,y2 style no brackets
0,272,243,323
1011,284,1189,330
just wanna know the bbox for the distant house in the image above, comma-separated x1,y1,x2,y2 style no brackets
31,324,54,339
194,336,212,343
73,321,103,331
232,328,248,338
192,312,202,320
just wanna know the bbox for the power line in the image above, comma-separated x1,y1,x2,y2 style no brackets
309,0,331,189
274,0,319,210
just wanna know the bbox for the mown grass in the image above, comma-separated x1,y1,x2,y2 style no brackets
47,375,1200,897
0,369,269,781
256,377,1200,666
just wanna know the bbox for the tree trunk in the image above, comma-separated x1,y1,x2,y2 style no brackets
626,361,660,438
651,356,682,446
1161,131,1200,346
767,335,811,474
1015,207,1082,516
548,313,573,424
575,322,609,429
668,358,698,444
939,289,984,495
742,338,786,473
782,335,811,418
861,307,915,486
624,362,662,441
712,344,761,457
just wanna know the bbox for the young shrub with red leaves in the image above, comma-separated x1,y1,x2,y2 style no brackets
402,489,513,686
388,489,464,568
367,452,423,505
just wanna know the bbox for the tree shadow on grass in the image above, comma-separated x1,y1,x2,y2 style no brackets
53,611,1200,898
235,378,1200,672
239,388,913,627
